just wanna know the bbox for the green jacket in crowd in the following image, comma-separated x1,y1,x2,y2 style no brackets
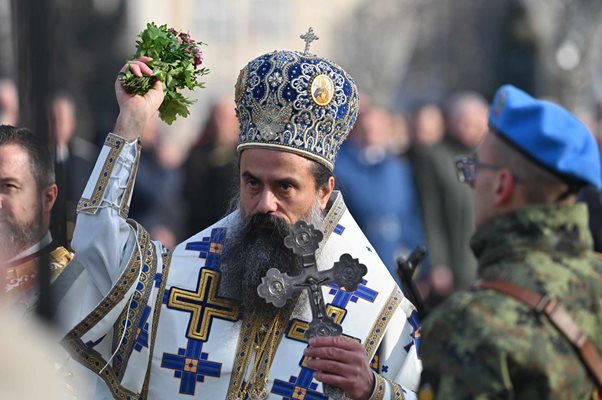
419,203,602,399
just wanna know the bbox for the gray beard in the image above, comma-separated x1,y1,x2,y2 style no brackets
0,205,43,264
219,198,324,320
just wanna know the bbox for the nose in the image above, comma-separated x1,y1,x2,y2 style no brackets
255,189,278,214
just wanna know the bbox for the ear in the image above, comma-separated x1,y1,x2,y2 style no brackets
494,169,516,207
42,184,58,214
318,176,335,209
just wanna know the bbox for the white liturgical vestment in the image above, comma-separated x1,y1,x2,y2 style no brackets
60,133,422,399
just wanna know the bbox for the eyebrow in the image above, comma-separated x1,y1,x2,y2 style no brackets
276,177,300,188
241,171,258,181
241,171,301,188
0,177,20,184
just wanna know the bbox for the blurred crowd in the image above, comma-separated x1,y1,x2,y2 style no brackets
2,76,602,309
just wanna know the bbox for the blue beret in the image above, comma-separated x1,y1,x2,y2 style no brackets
489,85,601,190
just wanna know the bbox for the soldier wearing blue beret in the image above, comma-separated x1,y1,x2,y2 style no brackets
419,85,602,399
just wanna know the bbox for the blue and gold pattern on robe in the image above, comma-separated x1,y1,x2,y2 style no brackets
166,267,239,342
77,133,140,218
62,221,157,399
161,339,223,395
184,227,227,268
271,303,354,400
159,227,240,394
65,161,422,399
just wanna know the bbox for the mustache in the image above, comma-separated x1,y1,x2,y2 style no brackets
243,213,292,237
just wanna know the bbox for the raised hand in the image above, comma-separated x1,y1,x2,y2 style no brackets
304,336,375,400
114,56,165,141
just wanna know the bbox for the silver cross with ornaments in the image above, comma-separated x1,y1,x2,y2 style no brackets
257,220,367,338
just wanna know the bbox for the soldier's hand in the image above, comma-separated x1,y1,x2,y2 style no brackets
304,336,375,400
114,56,165,141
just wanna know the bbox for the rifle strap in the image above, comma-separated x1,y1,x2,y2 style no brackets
473,279,602,394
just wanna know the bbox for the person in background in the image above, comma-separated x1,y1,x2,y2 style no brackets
0,78,18,126
51,93,96,246
415,93,489,304
128,114,184,248
182,98,239,239
335,101,426,284
406,102,447,295
0,125,72,315
419,85,602,398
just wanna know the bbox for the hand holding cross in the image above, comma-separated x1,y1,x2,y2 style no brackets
257,221,369,399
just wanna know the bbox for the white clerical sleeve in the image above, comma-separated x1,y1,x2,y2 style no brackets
71,133,140,295
62,133,166,399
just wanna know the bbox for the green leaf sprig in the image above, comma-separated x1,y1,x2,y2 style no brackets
119,22,209,125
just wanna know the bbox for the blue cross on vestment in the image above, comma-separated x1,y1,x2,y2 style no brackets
161,339,222,395
134,306,152,351
327,279,378,309
271,368,328,400
185,228,227,270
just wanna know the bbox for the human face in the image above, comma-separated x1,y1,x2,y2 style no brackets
0,144,45,260
239,148,332,225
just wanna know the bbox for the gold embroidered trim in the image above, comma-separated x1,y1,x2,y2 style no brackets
61,222,152,399
112,221,157,380
77,133,140,219
49,246,74,273
385,376,405,400
119,141,141,218
369,373,386,400
141,249,174,399
227,319,255,399
226,311,289,399
364,287,403,361
316,192,346,259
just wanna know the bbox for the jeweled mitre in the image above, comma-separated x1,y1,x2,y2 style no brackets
235,49,359,171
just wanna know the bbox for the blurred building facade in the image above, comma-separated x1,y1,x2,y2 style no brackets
2,0,601,145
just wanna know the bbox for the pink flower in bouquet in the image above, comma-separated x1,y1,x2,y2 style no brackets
180,32,192,44
192,47,203,68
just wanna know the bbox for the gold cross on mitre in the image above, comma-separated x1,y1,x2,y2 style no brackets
300,27,319,54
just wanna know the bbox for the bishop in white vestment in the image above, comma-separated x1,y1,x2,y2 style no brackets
60,35,422,400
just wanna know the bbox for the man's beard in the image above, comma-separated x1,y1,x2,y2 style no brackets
0,205,43,264
219,198,324,321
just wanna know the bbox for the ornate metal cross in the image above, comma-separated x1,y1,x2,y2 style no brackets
300,27,319,54
257,221,367,340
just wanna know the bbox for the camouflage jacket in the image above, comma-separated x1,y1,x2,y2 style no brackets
419,203,602,399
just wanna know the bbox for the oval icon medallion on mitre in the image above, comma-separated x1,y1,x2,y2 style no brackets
310,74,335,106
